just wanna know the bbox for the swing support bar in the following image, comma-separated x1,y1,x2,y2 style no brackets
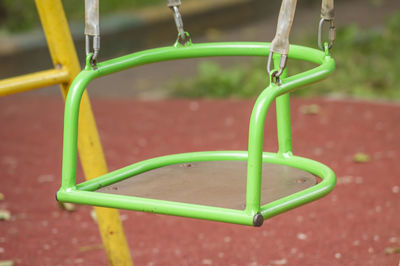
57,42,336,226
0,68,70,96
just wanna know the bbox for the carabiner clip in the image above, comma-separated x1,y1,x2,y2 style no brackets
85,0,100,67
267,52,288,85
85,35,100,67
318,18,336,50
167,1,191,46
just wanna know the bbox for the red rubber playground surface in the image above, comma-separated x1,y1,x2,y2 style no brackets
0,95,399,266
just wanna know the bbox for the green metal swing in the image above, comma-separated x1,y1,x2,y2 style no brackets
57,0,337,226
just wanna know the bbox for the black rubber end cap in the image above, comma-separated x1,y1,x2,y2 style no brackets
253,213,264,227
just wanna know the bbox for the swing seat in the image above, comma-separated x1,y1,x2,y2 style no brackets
97,161,316,210
57,42,336,226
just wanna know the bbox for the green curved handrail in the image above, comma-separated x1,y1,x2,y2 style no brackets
57,42,336,226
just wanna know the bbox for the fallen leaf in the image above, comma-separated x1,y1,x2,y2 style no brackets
37,174,55,183
384,247,400,254
90,209,97,222
270,258,288,265
79,244,103,252
58,202,76,212
0,210,11,221
353,152,371,163
0,260,14,266
300,104,320,115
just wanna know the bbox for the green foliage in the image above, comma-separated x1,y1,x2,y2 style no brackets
1,0,38,33
169,11,400,100
169,61,267,99
0,0,164,33
295,12,400,100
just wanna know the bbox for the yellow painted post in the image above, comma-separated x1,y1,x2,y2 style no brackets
34,0,133,265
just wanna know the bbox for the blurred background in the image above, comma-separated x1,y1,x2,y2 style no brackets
1,2,400,265
0,0,400,100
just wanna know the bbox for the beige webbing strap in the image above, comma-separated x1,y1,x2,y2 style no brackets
85,0,100,64
321,0,334,20
85,0,99,36
166,0,181,7
268,0,297,81
270,0,297,55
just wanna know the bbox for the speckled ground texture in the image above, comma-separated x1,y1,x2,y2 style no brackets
0,95,399,266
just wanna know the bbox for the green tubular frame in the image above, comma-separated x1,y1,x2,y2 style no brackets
57,42,336,226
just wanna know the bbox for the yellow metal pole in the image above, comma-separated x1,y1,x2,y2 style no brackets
34,0,133,265
0,68,69,97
